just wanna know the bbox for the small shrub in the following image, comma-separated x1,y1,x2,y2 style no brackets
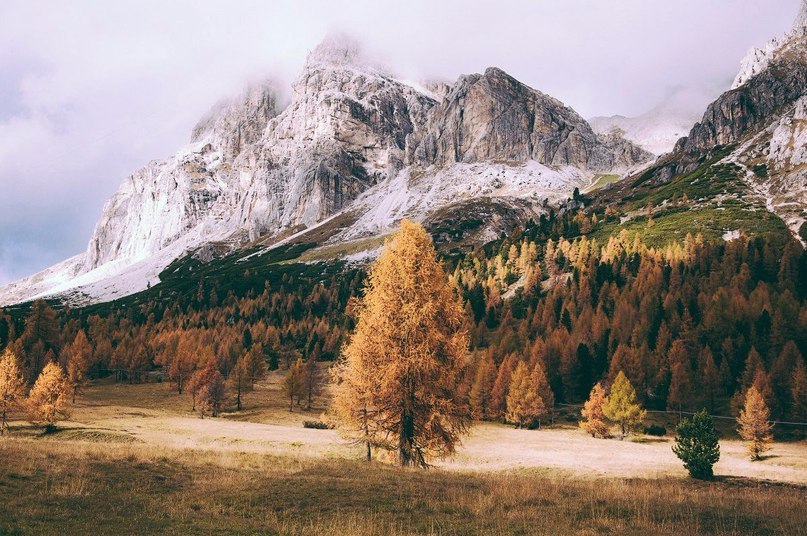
672,410,720,479
43,423,59,435
644,424,666,436
303,420,332,430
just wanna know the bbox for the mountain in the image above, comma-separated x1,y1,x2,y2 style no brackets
588,87,718,156
592,2,807,246
0,36,652,306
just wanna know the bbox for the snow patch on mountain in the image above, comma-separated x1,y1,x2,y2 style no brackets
338,161,588,241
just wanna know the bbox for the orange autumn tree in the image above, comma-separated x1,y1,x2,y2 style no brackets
580,382,609,438
737,386,773,460
0,349,27,435
331,220,471,468
27,361,71,429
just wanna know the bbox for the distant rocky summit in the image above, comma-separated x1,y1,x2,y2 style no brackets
0,35,651,306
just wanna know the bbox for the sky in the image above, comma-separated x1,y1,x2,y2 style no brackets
0,0,800,285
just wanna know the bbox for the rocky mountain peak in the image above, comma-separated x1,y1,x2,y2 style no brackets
0,39,653,306
407,66,652,170
304,33,367,69
190,81,280,157
733,0,807,89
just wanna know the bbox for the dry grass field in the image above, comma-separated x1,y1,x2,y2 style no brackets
0,370,805,535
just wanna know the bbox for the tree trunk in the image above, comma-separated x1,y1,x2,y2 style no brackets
366,440,371,462
398,386,415,467
236,382,242,411
289,395,293,412
1,408,6,435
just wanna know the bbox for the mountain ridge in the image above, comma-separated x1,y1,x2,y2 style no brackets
0,36,652,306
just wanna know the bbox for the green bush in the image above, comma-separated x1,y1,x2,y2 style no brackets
644,424,666,436
672,410,720,479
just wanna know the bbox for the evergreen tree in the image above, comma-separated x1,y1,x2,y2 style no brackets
603,371,646,440
331,220,470,468
791,360,807,421
737,386,773,461
672,409,720,479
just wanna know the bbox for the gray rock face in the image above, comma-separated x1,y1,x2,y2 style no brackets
0,36,653,306
675,57,807,160
407,67,652,171
634,18,807,241
190,82,280,159
673,10,806,169
84,38,438,270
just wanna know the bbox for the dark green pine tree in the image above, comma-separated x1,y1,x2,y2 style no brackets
672,409,720,479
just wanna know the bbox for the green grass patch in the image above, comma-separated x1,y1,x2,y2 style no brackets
585,173,621,192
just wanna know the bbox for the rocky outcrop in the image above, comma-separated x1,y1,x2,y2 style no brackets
0,36,652,306
190,82,280,159
631,7,807,241
84,37,438,271
675,54,807,159
732,0,807,89
407,67,652,171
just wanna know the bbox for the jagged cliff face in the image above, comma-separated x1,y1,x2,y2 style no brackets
407,67,652,170
0,36,653,306
84,38,438,272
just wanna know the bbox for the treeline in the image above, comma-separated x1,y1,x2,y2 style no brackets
0,210,805,424
453,212,807,423
0,270,363,397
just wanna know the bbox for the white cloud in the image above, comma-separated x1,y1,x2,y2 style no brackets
0,0,800,281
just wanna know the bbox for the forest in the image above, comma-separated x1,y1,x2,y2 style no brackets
1,202,806,433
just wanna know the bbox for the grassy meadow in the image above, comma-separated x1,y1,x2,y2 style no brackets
0,371,804,535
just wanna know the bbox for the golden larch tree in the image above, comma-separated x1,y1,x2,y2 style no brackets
63,330,93,403
506,361,552,428
331,220,471,468
580,382,609,438
603,371,646,440
469,353,496,420
230,347,267,410
737,386,773,460
489,353,516,420
283,357,304,411
791,360,807,421
506,361,542,428
27,361,71,428
0,349,26,435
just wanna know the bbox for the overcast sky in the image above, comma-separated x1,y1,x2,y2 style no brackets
0,0,800,285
